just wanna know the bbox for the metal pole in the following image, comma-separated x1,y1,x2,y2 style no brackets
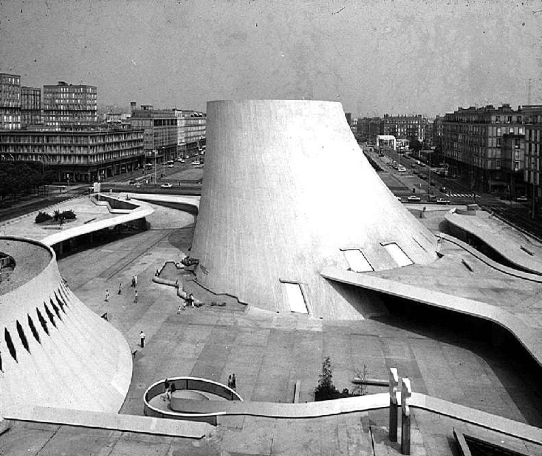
154,150,157,184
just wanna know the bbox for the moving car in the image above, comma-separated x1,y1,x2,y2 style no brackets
160,183,173,188
407,195,421,202
516,196,528,202
436,198,450,205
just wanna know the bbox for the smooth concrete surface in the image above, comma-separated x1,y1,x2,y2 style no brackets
191,100,437,320
3,404,211,438
0,193,153,246
446,209,542,274
2,186,542,453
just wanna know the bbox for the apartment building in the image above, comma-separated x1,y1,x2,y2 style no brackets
0,73,21,130
441,104,524,192
356,114,429,144
129,103,178,164
522,105,542,207
43,82,97,128
174,109,206,156
0,128,144,183
21,86,41,127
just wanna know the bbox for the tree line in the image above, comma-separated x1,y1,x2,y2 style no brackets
0,161,55,201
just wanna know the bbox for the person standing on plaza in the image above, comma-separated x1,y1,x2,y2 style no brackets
227,375,232,388
140,330,146,348
231,373,236,390
134,274,138,288
118,283,122,295
131,276,135,287
105,289,109,302
134,289,138,303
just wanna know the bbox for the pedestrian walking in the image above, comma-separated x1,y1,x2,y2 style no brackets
227,375,232,388
118,283,122,295
177,304,184,314
231,373,236,390
140,330,146,348
187,293,194,307
105,289,109,302
134,275,138,287
131,276,135,287
134,289,138,303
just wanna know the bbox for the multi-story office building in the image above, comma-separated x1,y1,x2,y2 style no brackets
21,86,41,127
522,105,542,209
0,73,21,130
43,82,97,128
174,109,206,157
0,128,144,183
129,103,178,164
441,104,524,192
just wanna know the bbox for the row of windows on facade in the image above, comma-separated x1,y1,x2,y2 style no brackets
2,150,143,163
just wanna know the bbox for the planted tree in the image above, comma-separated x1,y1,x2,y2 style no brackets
314,356,340,401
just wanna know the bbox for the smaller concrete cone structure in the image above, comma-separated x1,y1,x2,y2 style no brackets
0,237,132,414
191,100,438,319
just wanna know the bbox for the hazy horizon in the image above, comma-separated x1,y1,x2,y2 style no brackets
1,0,541,117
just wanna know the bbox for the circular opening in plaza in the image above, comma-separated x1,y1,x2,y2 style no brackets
144,376,242,424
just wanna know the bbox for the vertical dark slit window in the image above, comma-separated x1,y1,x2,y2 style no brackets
28,315,41,343
57,289,69,308
0,351,2,372
44,304,57,328
50,299,62,320
4,328,17,362
37,308,49,335
16,321,30,353
55,292,67,313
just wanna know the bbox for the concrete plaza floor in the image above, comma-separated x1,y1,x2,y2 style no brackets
1,201,529,455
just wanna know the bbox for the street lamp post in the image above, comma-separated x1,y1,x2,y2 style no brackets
154,149,157,184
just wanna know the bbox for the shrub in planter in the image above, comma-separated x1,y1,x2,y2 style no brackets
62,209,76,220
35,211,52,223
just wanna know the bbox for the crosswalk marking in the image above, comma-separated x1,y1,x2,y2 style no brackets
446,193,479,198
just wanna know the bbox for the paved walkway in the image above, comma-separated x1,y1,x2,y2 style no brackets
50,203,542,454
3,197,542,454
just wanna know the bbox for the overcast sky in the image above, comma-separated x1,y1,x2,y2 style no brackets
1,0,541,117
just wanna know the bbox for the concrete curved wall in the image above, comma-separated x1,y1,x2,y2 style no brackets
0,237,132,415
191,100,438,319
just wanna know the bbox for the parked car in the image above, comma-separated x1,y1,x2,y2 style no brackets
168,164,174,168
426,195,437,202
516,196,528,202
160,183,173,188
407,195,421,202
436,198,451,205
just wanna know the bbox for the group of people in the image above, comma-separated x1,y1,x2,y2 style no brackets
227,373,237,390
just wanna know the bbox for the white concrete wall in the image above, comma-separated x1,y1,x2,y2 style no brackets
0,238,132,415
191,100,438,319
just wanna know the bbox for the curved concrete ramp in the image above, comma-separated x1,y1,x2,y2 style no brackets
191,100,437,320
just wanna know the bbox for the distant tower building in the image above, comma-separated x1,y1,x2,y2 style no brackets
43,81,97,128
0,73,21,130
21,86,41,127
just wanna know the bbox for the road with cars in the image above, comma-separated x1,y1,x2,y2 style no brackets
366,146,542,240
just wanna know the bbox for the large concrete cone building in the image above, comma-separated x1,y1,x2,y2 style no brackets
191,100,438,319
0,237,132,414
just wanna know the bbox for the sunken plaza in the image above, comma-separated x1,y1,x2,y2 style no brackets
1,100,542,455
